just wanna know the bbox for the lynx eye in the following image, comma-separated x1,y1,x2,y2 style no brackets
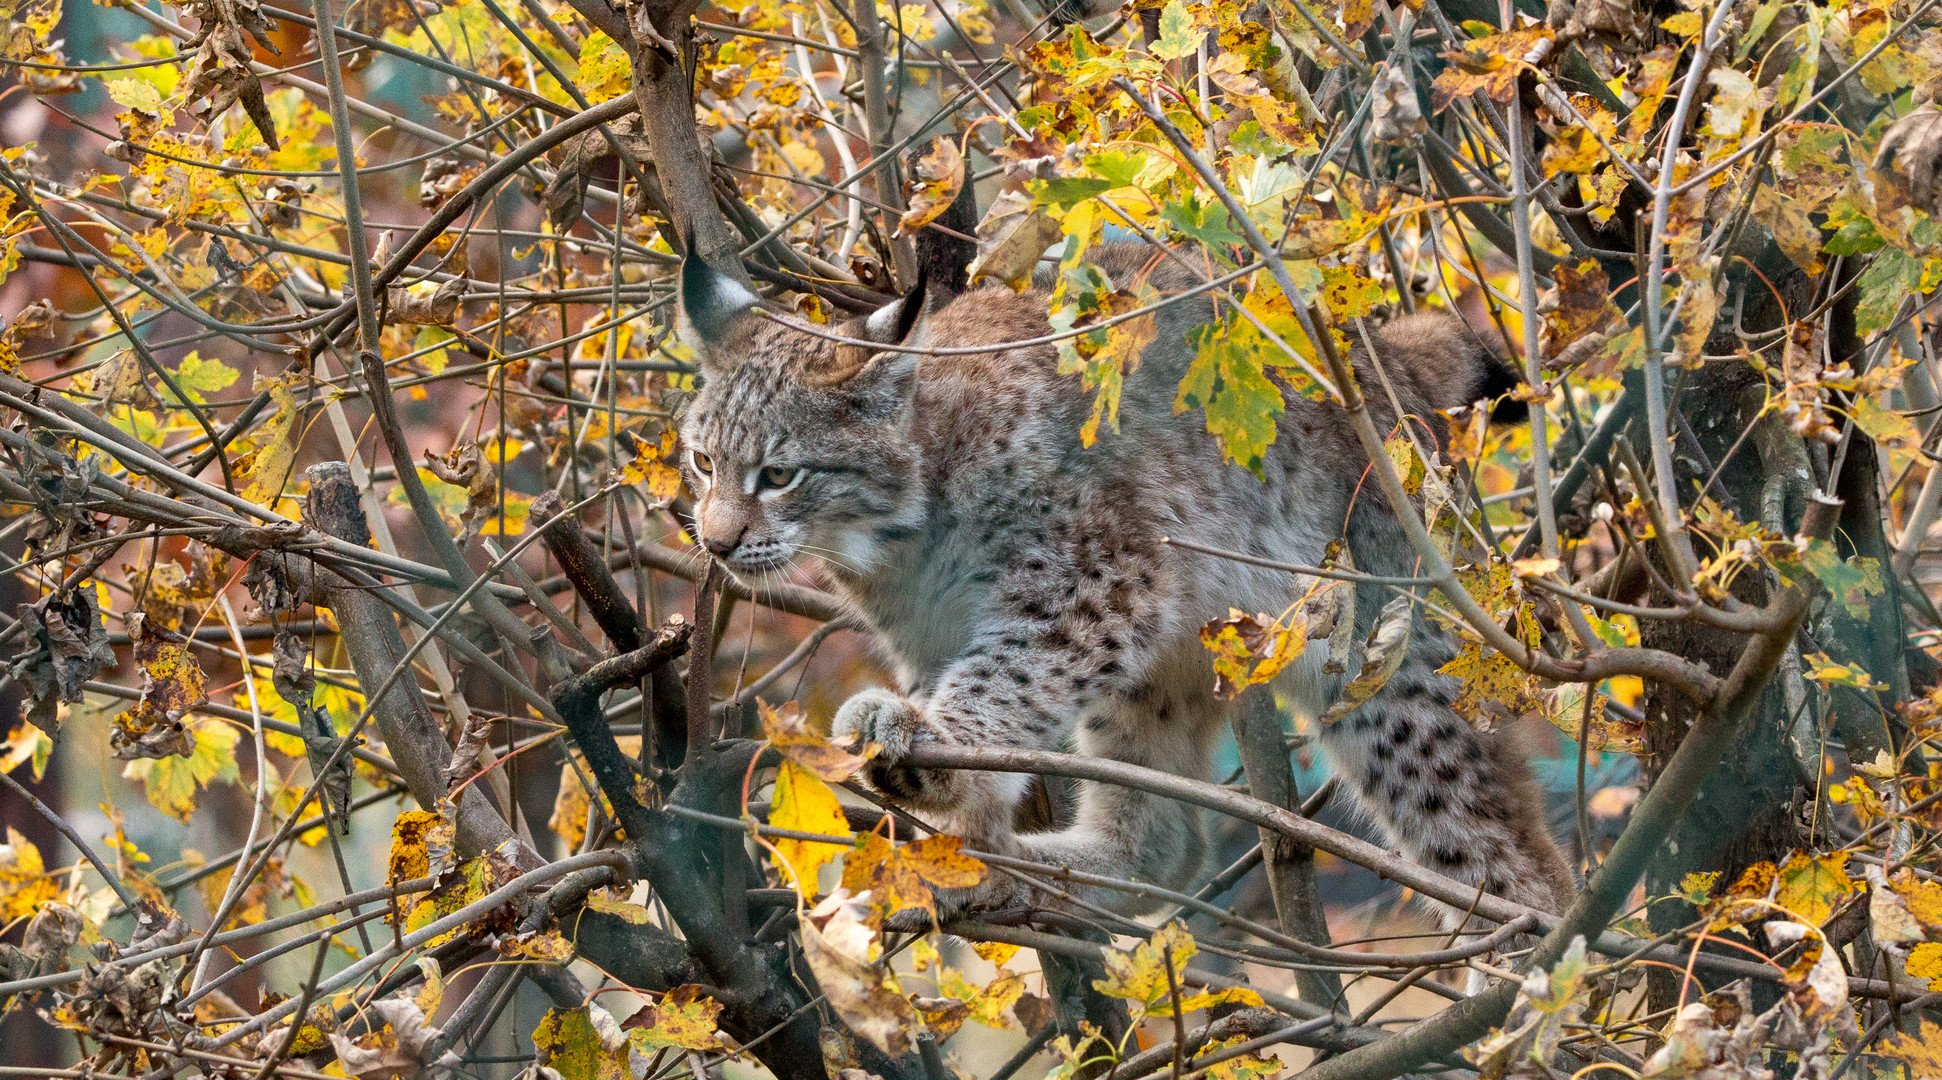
690,450,714,476
758,465,800,491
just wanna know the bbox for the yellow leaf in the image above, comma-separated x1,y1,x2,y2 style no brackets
575,31,632,105
0,826,60,921
551,736,639,851
771,760,852,894
1438,642,1541,727
498,930,576,963
387,809,455,889
617,429,684,503
238,371,303,509
193,853,287,929
1881,1019,1942,1078
1199,607,1308,700
840,834,987,924
1773,851,1853,926
1893,871,1942,934
0,719,52,780
624,985,723,1051
1092,923,1205,1013
585,887,650,924
1908,942,1942,990
414,958,443,1016
532,1005,631,1080
971,940,1020,967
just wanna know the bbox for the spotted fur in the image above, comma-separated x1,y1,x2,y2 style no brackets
677,244,1573,929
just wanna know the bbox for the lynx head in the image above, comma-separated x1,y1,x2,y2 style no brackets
675,251,929,578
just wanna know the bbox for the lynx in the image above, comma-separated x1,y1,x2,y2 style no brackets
675,243,1574,930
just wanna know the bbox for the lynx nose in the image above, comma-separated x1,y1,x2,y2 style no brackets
703,525,746,558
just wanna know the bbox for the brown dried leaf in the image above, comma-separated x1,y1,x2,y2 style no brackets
896,138,965,239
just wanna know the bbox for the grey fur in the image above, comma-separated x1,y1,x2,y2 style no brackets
677,244,1573,930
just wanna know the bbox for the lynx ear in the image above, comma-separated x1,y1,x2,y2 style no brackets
677,236,760,372
811,275,927,420
811,273,929,389
859,271,928,346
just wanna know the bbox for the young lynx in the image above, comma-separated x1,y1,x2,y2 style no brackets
675,244,1574,928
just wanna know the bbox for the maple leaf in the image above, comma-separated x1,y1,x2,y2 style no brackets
927,966,1025,1036
839,833,987,924
387,809,457,890
1431,26,1556,113
1439,642,1541,729
1090,923,1265,1016
617,428,685,503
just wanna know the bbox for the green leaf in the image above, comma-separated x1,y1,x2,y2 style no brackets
104,77,163,114
1852,395,1919,455
1149,0,1200,60
1178,321,1284,478
1798,538,1883,619
1034,177,1112,210
414,325,456,374
532,1006,630,1080
1161,194,1242,250
1083,150,1147,188
121,716,240,823
165,351,240,406
1822,216,1883,256
1854,249,1941,334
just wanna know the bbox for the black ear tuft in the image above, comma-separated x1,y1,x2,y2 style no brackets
1480,357,1528,424
892,270,927,343
678,229,758,346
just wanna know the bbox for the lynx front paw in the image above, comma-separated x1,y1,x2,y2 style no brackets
833,688,922,757
832,689,952,809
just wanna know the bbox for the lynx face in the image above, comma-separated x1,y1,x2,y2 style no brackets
675,258,927,578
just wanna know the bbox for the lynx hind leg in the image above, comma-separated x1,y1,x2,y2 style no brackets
1006,688,1215,914
1319,662,1574,927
